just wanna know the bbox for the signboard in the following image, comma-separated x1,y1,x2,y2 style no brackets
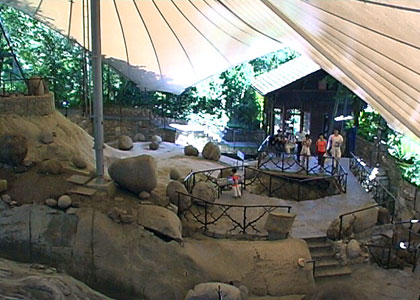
237,150,245,161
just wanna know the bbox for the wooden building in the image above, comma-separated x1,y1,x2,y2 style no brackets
252,56,342,138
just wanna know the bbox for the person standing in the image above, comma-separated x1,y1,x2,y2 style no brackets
230,168,241,198
295,131,305,162
300,134,312,169
316,134,327,169
328,129,344,170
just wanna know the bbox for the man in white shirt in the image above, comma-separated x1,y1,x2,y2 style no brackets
328,129,344,170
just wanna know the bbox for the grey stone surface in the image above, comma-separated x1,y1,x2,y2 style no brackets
108,155,158,193
0,134,28,165
66,175,91,185
202,142,221,161
118,135,133,150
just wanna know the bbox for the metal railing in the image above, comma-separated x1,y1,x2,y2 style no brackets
0,77,56,97
176,191,292,238
243,166,347,201
258,150,344,177
349,152,396,209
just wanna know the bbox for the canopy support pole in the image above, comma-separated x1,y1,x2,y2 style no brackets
91,0,104,181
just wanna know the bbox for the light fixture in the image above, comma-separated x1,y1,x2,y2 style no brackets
399,241,408,250
334,115,353,122
410,219,419,224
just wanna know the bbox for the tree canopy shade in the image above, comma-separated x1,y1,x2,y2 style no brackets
2,0,420,140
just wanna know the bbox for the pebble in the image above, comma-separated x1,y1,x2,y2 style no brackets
138,191,150,200
45,198,58,207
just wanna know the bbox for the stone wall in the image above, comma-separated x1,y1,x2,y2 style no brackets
64,106,178,143
355,136,419,217
0,93,55,116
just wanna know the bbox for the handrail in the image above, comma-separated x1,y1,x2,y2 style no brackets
176,191,292,237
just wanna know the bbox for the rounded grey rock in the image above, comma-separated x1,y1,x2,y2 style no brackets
57,195,72,209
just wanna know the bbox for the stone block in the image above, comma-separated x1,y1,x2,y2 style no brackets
264,211,296,236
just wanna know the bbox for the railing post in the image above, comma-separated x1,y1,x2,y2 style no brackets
243,207,247,234
177,192,181,217
204,202,208,232
306,155,309,175
281,153,284,172
243,167,247,191
338,215,343,240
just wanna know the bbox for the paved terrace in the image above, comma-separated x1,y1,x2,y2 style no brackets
189,158,373,238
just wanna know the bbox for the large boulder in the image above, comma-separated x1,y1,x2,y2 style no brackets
133,133,146,142
137,205,183,242
72,154,87,169
152,135,162,144
352,204,379,233
0,135,28,166
377,206,391,225
38,159,63,175
118,135,133,150
170,168,181,180
166,180,191,209
202,142,221,161
108,155,158,193
39,129,53,144
184,145,199,157
327,214,355,240
0,180,7,193
192,182,217,204
185,282,243,300
264,212,296,240
149,141,159,150
346,239,361,258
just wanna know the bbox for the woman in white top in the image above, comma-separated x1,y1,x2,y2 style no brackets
328,129,344,170
300,134,312,169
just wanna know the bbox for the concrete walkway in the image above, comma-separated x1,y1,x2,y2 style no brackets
208,158,374,238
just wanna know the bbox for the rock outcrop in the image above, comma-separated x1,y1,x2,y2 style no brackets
166,180,190,209
0,258,111,300
0,205,315,300
38,159,63,175
185,282,244,300
137,204,183,241
202,142,221,161
108,155,158,193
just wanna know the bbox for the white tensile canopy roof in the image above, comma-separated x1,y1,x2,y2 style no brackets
2,0,420,140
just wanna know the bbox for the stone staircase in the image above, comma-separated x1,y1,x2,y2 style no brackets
304,236,351,279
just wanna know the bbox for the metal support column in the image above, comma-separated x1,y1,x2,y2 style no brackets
91,0,104,181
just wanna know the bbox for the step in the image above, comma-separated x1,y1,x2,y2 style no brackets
314,266,351,278
306,241,331,249
313,257,340,268
302,235,327,244
310,247,335,258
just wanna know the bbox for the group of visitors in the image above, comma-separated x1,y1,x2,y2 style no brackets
268,128,344,171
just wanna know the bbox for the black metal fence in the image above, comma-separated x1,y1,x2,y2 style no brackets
349,152,396,213
243,166,347,201
176,191,292,238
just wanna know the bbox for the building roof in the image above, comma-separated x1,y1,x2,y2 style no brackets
251,56,321,95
